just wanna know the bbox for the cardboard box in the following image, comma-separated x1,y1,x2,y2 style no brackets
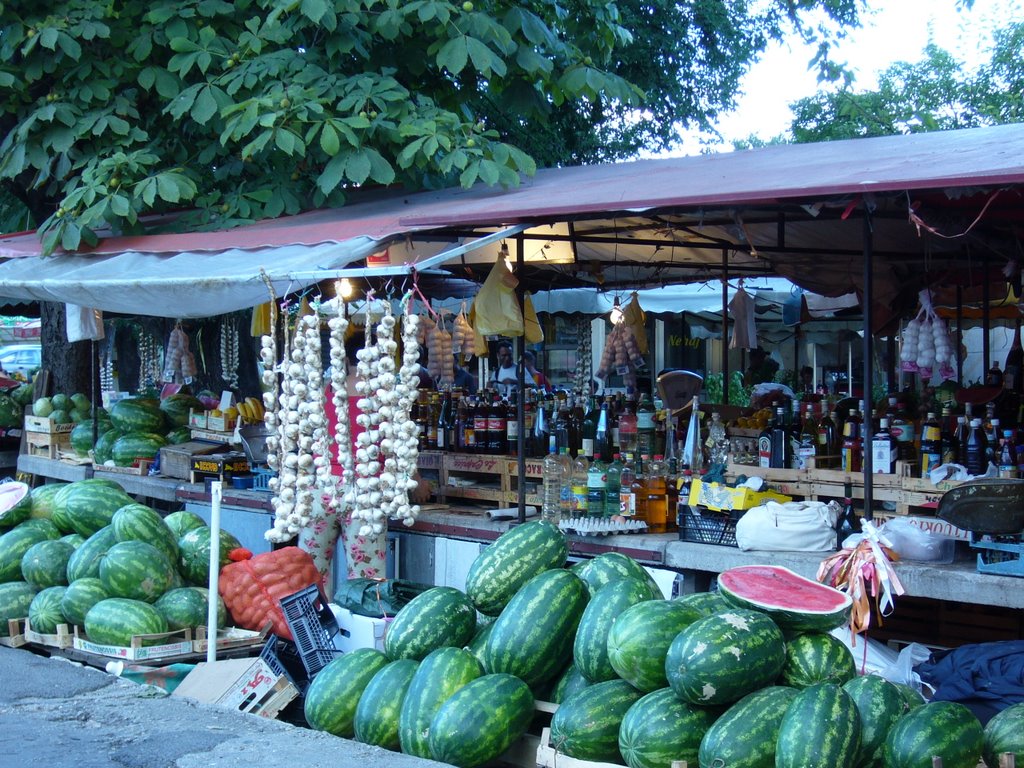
329,605,389,653
173,657,298,719
72,626,194,661
190,452,250,482
687,478,792,512
188,409,208,429
159,440,228,480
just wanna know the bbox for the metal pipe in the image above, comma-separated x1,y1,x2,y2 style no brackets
516,233,527,523
721,248,729,404
862,208,875,520
983,253,991,374
956,285,964,383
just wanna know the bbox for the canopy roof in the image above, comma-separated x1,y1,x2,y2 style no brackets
1,123,1023,318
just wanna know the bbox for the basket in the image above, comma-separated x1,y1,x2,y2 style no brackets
239,424,272,465
677,504,744,547
279,584,344,680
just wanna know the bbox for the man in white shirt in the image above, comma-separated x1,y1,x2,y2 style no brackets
492,341,534,396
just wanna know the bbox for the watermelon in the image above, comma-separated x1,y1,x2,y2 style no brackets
606,599,704,692
60,533,85,549
66,525,118,582
781,631,857,688
70,420,103,457
884,701,984,768
0,480,32,528
666,608,787,706
717,564,853,633
892,681,927,711
166,426,192,444
50,394,70,412
99,540,175,602
60,577,110,626
0,581,39,632
399,646,484,758
673,589,732,616
0,518,60,583
550,663,591,704
111,433,167,467
70,393,91,412
303,648,390,737
154,587,227,630
465,618,495,669
93,429,120,465
352,659,419,750
0,394,21,427
984,701,1024,768
33,397,54,418
29,483,67,521
111,503,179,564
843,674,911,768
163,510,207,540
428,673,535,768
20,539,74,587
383,586,476,661
109,398,167,434
698,685,799,768
465,519,567,616
574,578,658,683
160,393,204,427
550,678,645,763
10,383,34,406
618,687,720,768
482,568,588,690
83,597,169,647
776,682,861,768
577,551,663,597
28,585,67,634
50,409,71,425
59,478,134,538
178,525,241,586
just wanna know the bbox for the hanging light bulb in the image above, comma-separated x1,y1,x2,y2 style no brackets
338,278,354,299
609,296,624,325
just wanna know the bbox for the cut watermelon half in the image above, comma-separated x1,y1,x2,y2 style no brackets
0,480,32,528
717,565,853,633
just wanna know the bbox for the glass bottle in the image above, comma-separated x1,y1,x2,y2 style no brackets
618,397,638,458
473,395,489,455
816,410,838,469
707,412,730,467
770,406,789,469
1004,318,1023,393
645,455,669,533
586,457,607,519
596,398,615,462
605,454,624,518
757,414,774,469
531,394,549,458
998,429,1018,479
581,397,599,460
871,417,898,474
965,417,988,475
940,406,957,465
663,413,678,476
919,412,943,477
841,409,862,473
632,455,650,525
953,415,968,464
636,394,657,458
489,391,507,455
796,404,818,470
426,392,440,450
505,391,519,455
435,390,452,452
836,480,860,550
619,454,637,517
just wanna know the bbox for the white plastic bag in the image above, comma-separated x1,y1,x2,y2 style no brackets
735,499,839,552
876,518,954,562
66,304,105,342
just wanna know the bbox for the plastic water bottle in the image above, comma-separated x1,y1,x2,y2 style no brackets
557,447,573,518
570,454,590,516
587,458,607,518
605,454,623,517
542,444,569,524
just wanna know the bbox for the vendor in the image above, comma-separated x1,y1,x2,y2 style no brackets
491,341,534,396
744,347,780,387
522,350,550,392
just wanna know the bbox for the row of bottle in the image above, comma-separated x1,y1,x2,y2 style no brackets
541,448,683,533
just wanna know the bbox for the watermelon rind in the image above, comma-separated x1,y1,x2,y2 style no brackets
0,581,39,633
399,646,483,758
698,685,799,768
550,678,645,763
352,658,419,750
303,648,389,737
28,585,68,634
618,687,720,768
883,700,983,768
20,539,74,588
842,673,911,768
383,586,477,661
0,519,61,583
61,577,111,627
428,672,535,768
0,480,32,528
780,631,857,688
465,519,567,616
983,701,1024,768
66,525,118,583
177,526,241,586
573,577,658,683
84,597,169,647
606,599,704,692
550,663,591,704
717,564,853,633
99,540,175,602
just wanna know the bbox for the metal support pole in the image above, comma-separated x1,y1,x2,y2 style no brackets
515,234,527,523
721,248,729,404
983,254,991,375
956,285,964,383
862,209,875,520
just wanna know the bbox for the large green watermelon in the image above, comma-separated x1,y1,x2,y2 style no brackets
69,420,111,458
575,551,662,597
776,682,862,768
606,599,704,692
573,577,658,683
177,526,242,586
984,701,1024,768
99,540,175,602
673,589,732,616
883,701,984,768
20,539,74,588
698,685,799,768
550,679,645,763
619,687,721,768
111,503,179,564
781,631,857,688
60,577,110,627
29,483,67,521
352,659,419,750
0,481,33,529
65,525,118,582
109,398,167,434
550,663,591,705
159,393,204,428
843,674,911,768
83,597,169,647
154,587,227,630
111,433,167,467
28,585,67,634
399,647,483,758
0,519,61,583
59,479,134,538
383,586,476,661
304,648,389,737
0,581,39,633
92,428,120,466
163,510,207,540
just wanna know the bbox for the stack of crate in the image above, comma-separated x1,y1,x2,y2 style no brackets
23,415,73,459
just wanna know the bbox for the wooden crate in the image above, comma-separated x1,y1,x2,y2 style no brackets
99,460,153,477
437,452,543,507
25,430,71,459
23,415,74,434
72,625,195,661
159,440,228,480
536,727,695,768
24,619,73,649
0,618,28,648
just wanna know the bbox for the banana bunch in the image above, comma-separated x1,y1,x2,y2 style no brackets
236,396,266,424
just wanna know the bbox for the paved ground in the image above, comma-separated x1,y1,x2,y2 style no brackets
0,645,448,768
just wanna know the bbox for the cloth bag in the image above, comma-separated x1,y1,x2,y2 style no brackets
734,499,839,552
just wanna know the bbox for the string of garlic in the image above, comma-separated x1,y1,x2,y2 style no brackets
388,311,422,528
327,302,353,514
352,303,384,533
220,317,239,390
267,305,302,542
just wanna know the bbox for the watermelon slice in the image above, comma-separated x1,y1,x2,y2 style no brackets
717,565,852,633
0,481,32,529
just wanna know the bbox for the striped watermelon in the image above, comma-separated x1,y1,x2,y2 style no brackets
70,420,105,457
666,608,787,706
352,659,419,750
776,682,862,768
883,701,984,768
399,646,483,758
606,599,704,692
160,394,204,428
111,503,179,564
60,577,110,626
428,673,535,768
154,587,227,630
166,426,192,444
84,597,169,646
303,648,390,737
109,398,167,434
573,578,658,683
550,663,591,704
717,564,853,633
163,510,207,540
465,520,567,616
0,581,39,633
60,479,134,538
984,702,1024,768
465,618,495,669
892,681,927,711
673,590,732,616
66,525,118,582
93,428,120,466
0,519,61,583
0,480,32,528
384,586,476,661
618,687,721,768
550,678,645,763
111,433,167,467
698,685,799,768
20,539,74,587
178,526,241,586
29,483,68,521
577,551,662,597
482,568,588,690
60,534,85,549
28,585,67,634
843,674,912,768
99,541,175,602
781,631,857,688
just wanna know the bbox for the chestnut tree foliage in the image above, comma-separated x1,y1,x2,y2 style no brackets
0,0,863,251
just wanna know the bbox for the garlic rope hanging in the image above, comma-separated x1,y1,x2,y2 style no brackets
352,302,384,534
266,303,302,543
220,317,240,389
388,311,422,528
327,300,353,514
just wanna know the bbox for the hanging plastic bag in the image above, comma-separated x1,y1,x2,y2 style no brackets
470,255,524,337
523,293,544,344
66,304,104,342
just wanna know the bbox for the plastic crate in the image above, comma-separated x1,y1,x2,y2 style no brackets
279,584,344,679
686,478,791,512
971,533,1024,577
259,636,312,692
677,504,744,547
251,467,276,492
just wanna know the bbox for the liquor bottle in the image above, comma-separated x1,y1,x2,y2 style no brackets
489,391,508,455
619,454,637,517
654,407,667,458
596,398,615,462
558,447,573,519
473,395,489,454
426,393,439,450
890,401,915,463
1004,318,1023,393
569,396,585,456
531,395,549,458
505,391,519,455
605,454,624,518
636,394,657,458
581,397,599,460
796,404,819,470
707,412,730,467
841,410,862,473
586,457,607,518
757,414,774,469
770,406,789,469
816,410,838,469
965,417,988,475
633,456,650,524
664,414,679,476
871,417,898,474
618,397,638,458
570,453,590,516
940,406,957,465
836,481,860,550
919,412,943,477
953,414,968,463
998,429,1018,479
645,455,669,533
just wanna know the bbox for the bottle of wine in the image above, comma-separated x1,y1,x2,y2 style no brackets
1006,318,1024,393
836,481,860,550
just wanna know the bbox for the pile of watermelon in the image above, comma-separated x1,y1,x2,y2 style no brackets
0,477,240,646
301,521,1021,768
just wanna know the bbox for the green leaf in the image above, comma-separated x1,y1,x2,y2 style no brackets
137,67,156,90
518,9,552,46
317,154,345,195
437,36,468,75
320,122,340,156
397,136,427,167
107,116,130,136
61,222,81,252
275,129,296,155
459,161,479,187
478,158,500,185
57,33,82,60
466,37,504,77
301,0,329,23
365,147,395,185
0,72,14,88
110,194,131,217
39,28,59,50
345,150,371,185
169,37,201,53
192,86,219,125
137,177,157,206
515,47,554,76
156,174,181,203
